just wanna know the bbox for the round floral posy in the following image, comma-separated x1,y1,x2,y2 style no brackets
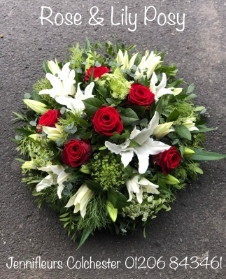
13,40,225,247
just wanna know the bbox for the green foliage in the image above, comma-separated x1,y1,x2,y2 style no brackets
77,193,111,232
16,136,57,167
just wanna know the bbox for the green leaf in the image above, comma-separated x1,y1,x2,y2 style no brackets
130,106,146,118
155,98,163,115
12,111,27,121
186,83,195,94
83,98,103,116
110,130,130,140
119,108,139,126
167,109,179,122
29,120,37,126
108,189,129,209
59,217,70,222
77,227,93,250
106,201,118,222
194,106,206,112
84,38,91,51
185,93,197,100
32,91,42,101
175,125,191,140
15,128,34,136
60,212,70,218
42,60,51,74
190,148,226,161
85,180,102,193
24,92,31,99
124,165,134,178
79,119,89,128
194,125,216,133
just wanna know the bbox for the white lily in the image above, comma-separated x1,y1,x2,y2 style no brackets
42,124,64,141
36,164,71,199
65,184,93,218
182,117,199,131
153,122,174,139
126,175,159,204
105,112,170,174
134,51,161,80
56,82,94,113
116,50,138,69
150,72,174,102
39,62,76,100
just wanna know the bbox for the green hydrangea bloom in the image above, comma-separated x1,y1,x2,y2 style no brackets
33,78,52,93
98,68,132,100
90,152,126,190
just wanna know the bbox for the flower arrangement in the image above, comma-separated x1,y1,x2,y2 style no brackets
13,40,225,248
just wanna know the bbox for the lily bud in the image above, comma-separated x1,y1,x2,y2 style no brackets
48,60,61,75
182,117,199,131
42,124,64,141
23,99,48,114
164,174,180,185
22,160,36,170
153,122,174,139
80,164,90,174
184,147,195,156
29,134,41,141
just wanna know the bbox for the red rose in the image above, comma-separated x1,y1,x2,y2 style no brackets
152,147,181,174
37,109,60,133
127,83,155,107
62,139,92,167
84,66,110,81
92,106,123,136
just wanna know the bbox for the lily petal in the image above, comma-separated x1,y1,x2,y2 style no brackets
56,96,84,112
105,140,130,154
156,73,167,91
126,177,140,201
36,174,53,192
139,177,160,194
134,138,170,173
132,112,159,145
121,149,134,167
